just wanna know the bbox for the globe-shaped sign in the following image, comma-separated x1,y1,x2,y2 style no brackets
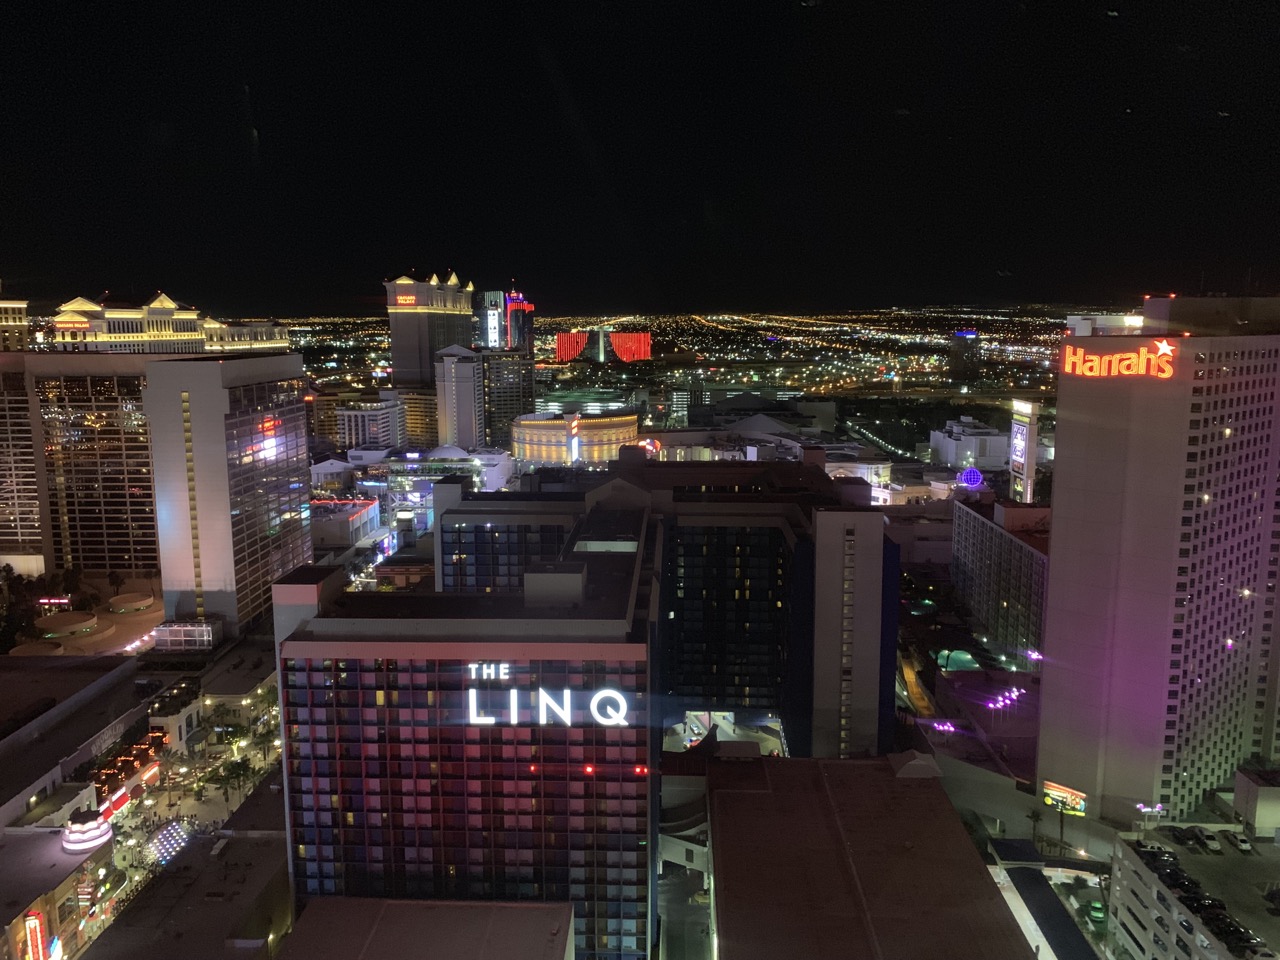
957,467,983,487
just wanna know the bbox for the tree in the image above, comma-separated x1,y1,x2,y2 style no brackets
62,566,82,595
146,568,162,598
1026,808,1043,845
251,724,278,764
157,747,180,807
107,571,126,597
225,757,256,805
205,767,234,815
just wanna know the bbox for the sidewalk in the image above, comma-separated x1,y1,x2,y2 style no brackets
991,866,1059,960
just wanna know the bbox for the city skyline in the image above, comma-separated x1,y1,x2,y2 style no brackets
6,5,1280,317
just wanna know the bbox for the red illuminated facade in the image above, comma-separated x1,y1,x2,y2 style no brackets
555,330,652,363
608,332,651,363
556,331,590,362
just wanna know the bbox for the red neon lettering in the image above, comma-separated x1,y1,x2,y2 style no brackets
1061,340,1174,380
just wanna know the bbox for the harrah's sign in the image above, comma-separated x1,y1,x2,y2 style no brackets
1062,339,1176,380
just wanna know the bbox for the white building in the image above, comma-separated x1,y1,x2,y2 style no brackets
928,416,1009,470
145,354,312,636
47,292,288,354
435,345,484,450
0,284,28,353
336,398,406,449
1038,301,1280,821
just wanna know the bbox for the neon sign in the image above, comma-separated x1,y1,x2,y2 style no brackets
1062,339,1175,379
1043,780,1087,816
1009,421,1028,472
395,295,417,305
466,662,631,727
25,913,46,960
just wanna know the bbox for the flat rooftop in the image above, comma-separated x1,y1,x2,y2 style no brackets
200,641,276,697
275,565,345,586
1146,829,1280,951
278,898,573,960
84,834,288,960
708,757,1035,960
0,829,99,917
0,659,140,810
221,768,286,834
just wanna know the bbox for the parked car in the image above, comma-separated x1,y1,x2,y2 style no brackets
1182,897,1226,915
1263,888,1280,907
1245,948,1278,960
1226,831,1254,852
1136,839,1174,854
1189,825,1222,852
1169,827,1196,845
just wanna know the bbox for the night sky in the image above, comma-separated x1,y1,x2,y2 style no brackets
4,2,1280,317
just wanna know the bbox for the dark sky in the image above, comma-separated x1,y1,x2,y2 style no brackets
4,2,1280,317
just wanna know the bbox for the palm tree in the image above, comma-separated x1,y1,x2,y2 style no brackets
251,725,278,765
205,767,234,817
107,571,126,597
1026,808,1043,845
146,567,162,598
225,757,256,805
156,747,180,807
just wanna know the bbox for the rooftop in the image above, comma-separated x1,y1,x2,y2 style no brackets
275,565,345,586
83,834,288,960
278,899,573,960
708,757,1034,960
1136,831,1280,955
0,829,101,921
0,659,140,810
199,641,275,698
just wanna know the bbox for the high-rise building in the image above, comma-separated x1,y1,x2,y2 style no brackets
555,331,651,364
481,350,536,449
435,346,484,450
949,328,981,382
384,273,475,386
0,358,40,575
0,284,29,352
146,354,312,635
336,398,407,450
275,498,655,960
951,499,1049,671
33,353,170,575
1039,297,1280,821
47,293,288,353
479,290,537,353
433,456,897,758
384,387,438,447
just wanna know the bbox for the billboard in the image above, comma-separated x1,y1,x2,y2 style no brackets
1009,401,1038,504
1043,780,1087,816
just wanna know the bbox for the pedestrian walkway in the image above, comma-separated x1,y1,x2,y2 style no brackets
1007,867,1098,960
991,866,1059,960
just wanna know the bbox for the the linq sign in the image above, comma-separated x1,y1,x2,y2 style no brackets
465,662,631,728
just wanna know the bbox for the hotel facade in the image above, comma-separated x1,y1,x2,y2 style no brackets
1039,300,1280,821
278,501,656,960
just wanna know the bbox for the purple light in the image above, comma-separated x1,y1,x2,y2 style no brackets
957,467,984,487
1025,650,1044,661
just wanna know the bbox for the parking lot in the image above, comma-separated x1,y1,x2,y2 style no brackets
1157,825,1280,948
